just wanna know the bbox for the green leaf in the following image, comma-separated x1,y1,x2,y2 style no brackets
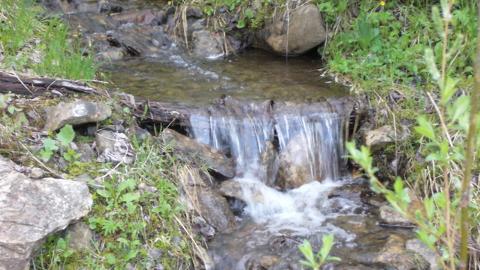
440,77,459,105
236,19,246,29
56,124,75,146
96,189,111,198
121,192,140,203
39,149,53,162
415,116,436,140
319,234,335,262
118,178,136,193
43,138,59,152
424,48,440,82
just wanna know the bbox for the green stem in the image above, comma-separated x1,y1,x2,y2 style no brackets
459,2,480,269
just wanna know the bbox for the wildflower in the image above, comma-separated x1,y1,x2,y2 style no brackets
380,0,385,6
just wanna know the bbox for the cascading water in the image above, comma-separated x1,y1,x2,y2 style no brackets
189,98,354,233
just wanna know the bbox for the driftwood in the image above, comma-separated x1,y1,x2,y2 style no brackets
0,71,100,95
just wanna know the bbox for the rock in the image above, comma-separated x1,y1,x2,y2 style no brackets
219,180,244,200
192,216,216,239
96,130,135,164
276,134,317,189
254,4,326,55
375,235,429,270
192,30,225,59
161,129,235,178
406,239,439,270
78,143,96,162
44,100,112,131
97,48,124,61
179,167,234,231
379,205,411,225
29,167,44,179
0,157,92,270
259,141,278,186
66,222,93,251
196,188,235,231
363,125,396,150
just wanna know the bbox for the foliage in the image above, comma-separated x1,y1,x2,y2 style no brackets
324,1,476,94
33,138,195,269
347,2,480,269
0,0,96,80
299,234,340,270
38,125,76,162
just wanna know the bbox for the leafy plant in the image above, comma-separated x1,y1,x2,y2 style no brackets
38,124,76,162
347,1,479,269
299,234,340,270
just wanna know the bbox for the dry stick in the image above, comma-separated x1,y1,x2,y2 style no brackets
459,2,480,268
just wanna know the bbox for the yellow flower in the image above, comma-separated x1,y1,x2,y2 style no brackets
380,0,385,6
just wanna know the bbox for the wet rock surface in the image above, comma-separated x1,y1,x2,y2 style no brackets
161,128,235,178
0,157,92,270
44,100,111,131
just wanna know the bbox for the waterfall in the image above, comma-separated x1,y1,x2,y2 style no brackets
189,97,352,231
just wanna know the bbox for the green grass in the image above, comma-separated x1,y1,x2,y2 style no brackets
32,138,195,270
0,0,96,80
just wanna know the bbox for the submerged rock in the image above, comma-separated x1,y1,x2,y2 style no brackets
255,4,326,55
96,129,135,164
406,239,439,270
161,129,235,178
44,100,111,131
375,235,430,270
0,157,92,270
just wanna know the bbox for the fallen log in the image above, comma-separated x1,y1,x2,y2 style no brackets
0,71,101,95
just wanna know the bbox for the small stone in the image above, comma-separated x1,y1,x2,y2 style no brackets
78,143,96,162
29,167,44,179
96,130,135,164
191,30,225,59
44,100,112,131
364,125,396,151
406,239,439,270
66,222,93,251
379,205,411,225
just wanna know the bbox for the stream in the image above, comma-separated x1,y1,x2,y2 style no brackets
52,1,420,269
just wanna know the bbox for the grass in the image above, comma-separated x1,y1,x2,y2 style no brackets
32,137,197,270
0,0,96,80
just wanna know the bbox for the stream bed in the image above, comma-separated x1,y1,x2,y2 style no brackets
53,1,423,268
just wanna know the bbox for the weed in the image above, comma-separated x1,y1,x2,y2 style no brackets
299,234,340,270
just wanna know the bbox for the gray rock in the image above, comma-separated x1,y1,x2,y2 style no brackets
97,48,124,61
66,222,93,251
260,141,278,187
161,129,235,179
78,143,96,162
192,30,225,59
374,235,430,270
196,188,235,231
363,125,396,150
276,134,317,189
44,100,111,131
29,167,44,179
96,130,135,164
0,157,92,270
255,4,326,55
406,239,439,270
379,205,411,225
179,168,234,231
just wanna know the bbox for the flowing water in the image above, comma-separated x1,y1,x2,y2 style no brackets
104,51,413,269
46,0,418,268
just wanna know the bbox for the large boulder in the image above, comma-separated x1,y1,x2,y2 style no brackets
0,157,92,270
161,129,235,178
255,4,326,55
44,100,111,131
